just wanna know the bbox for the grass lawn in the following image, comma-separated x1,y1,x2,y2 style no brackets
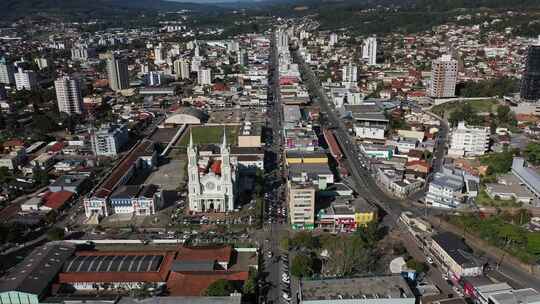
177,126,239,147
432,99,499,116
475,188,521,207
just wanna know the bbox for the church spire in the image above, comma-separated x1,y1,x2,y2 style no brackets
189,129,194,149
221,128,227,149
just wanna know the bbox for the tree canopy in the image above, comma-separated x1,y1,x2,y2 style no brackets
204,279,235,296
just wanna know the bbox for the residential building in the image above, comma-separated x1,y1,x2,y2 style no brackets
362,37,377,66
145,71,162,87
430,232,483,280
237,49,248,66
107,53,129,92
520,44,540,101
14,68,38,91
154,43,165,65
0,57,15,85
429,54,458,98
174,59,190,80
55,76,83,115
299,275,415,304
71,45,96,61
329,32,338,46
425,171,464,208
34,57,48,70
448,121,490,157
288,181,316,230
341,63,357,83
198,68,212,85
91,124,129,157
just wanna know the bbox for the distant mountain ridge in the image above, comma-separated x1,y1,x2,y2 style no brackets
2,0,219,20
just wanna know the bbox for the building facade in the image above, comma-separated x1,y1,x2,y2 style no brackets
429,54,458,98
55,76,83,115
188,132,237,212
91,124,129,156
520,44,540,101
448,121,490,157
14,68,37,91
107,53,129,92
288,181,316,230
0,57,15,85
362,37,377,66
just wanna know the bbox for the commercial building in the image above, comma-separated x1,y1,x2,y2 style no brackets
91,124,129,157
425,171,464,208
520,44,540,101
288,181,316,230
429,54,458,98
14,68,38,91
430,232,484,280
448,121,490,157
0,57,15,85
107,53,129,92
299,275,415,304
55,76,84,115
109,184,161,216
362,37,377,66
511,157,540,198
145,71,162,87
488,288,540,304
84,139,156,219
0,242,76,304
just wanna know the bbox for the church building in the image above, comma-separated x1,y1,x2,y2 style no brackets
187,130,238,212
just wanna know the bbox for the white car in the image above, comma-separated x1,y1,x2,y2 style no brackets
426,256,434,264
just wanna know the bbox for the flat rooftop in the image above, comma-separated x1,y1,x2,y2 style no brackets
301,275,414,301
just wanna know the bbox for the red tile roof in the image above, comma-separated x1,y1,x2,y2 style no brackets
44,191,73,209
94,140,154,198
176,246,232,263
166,271,249,296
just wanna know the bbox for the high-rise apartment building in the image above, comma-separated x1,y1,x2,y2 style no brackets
362,37,377,66
0,57,14,85
34,58,49,70
55,76,83,115
154,44,165,65
342,63,358,83
329,33,338,46
145,71,162,87
277,29,289,51
14,68,38,91
237,49,248,66
198,69,211,85
429,54,458,98
106,53,129,92
520,44,540,101
174,59,190,80
71,45,96,61
91,124,129,156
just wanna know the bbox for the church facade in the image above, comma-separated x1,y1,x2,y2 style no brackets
187,131,238,212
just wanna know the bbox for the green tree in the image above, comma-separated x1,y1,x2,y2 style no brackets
406,259,429,273
496,105,513,124
243,268,257,295
204,279,235,296
290,254,314,278
525,143,540,165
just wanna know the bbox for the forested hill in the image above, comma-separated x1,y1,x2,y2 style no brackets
1,0,219,21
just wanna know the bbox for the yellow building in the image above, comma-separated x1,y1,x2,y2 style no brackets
285,150,328,165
